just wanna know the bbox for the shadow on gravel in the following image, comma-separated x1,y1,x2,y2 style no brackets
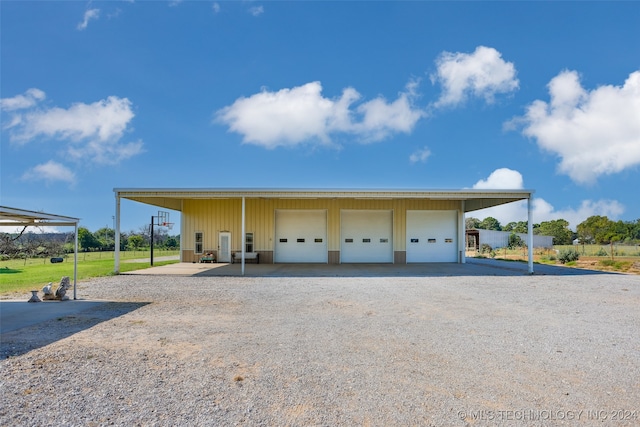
191,259,615,278
0,301,150,359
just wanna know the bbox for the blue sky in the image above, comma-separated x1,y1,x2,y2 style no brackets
1,1,639,233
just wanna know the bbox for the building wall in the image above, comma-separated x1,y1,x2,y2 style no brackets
181,198,461,262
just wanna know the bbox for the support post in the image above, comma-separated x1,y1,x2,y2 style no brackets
115,194,121,274
150,215,155,266
459,200,466,264
528,196,534,274
74,223,78,300
241,196,245,276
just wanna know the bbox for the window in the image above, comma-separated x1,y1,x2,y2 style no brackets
410,238,419,243
245,232,254,252
279,238,288,243
428,238,436,243
345,238,354,243
297,238,305,243
362,238,371,243
380,238,389,243
445,238,453,243
315,238,323,243
195,232,203,254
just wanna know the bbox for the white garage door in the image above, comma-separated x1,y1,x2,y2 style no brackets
275,210,327,263
341,210,393,263
406,210,458,263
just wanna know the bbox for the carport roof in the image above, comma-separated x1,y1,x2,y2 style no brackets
114,188,533,213
0,206,80,227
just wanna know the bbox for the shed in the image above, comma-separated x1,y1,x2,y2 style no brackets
466,229,554,251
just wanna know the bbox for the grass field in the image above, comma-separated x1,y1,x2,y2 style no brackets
0,250,179,296
470,244,640,274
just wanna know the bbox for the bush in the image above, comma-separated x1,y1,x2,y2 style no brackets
508,233,524,249
480,244,492,254
558,249,580,264
595,248,608,256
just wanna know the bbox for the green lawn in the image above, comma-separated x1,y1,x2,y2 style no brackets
0,250,179,296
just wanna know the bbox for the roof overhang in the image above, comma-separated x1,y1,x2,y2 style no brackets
0,206,80,227
114,188,534,213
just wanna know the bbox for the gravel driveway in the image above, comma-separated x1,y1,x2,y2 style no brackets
1,269,639,426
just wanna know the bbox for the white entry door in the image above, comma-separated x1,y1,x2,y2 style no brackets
219,232,231,263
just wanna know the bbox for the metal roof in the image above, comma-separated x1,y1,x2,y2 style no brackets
0,206,80,227
114,188,534,213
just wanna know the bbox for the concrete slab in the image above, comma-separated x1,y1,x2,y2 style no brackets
120,258,610,277
0,300,107,334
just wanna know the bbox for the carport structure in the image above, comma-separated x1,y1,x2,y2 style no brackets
0,206,80,299
114,188,536,274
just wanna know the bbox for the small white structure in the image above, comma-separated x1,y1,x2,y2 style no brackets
0,206,79,300
467,229,553,250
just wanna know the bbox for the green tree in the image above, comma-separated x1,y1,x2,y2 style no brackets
507,232,524,249
504,221,528,233
479,217,502,231
95,227,115,250
165,236,179,249
536,219,573,245
127,234,145,251
78,227,101,251
465,217,481,229
577,216,615,244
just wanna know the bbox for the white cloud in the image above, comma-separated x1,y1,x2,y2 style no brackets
21,160,76,185
6,95,134,144
472,167,523,189
77,8,100,31
409,147,431,164
469,168,624,229
1,88,143,165
248,6,264,17
215,81,424,149
212,2,221,13
431,46,519,108
0,88,46,111
511,70,640,185
68,138,144,165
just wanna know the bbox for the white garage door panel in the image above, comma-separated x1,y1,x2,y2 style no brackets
406,210,458,263
341,210,393,263
275,210,327,263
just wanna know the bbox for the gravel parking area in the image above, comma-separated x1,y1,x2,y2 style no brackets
1,268,639,426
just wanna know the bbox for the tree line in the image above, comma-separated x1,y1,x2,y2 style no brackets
466,215,640,246
0,225,179,261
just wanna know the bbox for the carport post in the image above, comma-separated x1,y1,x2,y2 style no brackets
241,196,245,276
74,222,78,300
528,196,534,274
459,201,466,264
114,194,121,274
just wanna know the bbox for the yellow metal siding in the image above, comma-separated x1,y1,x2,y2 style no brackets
182,198,459,254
